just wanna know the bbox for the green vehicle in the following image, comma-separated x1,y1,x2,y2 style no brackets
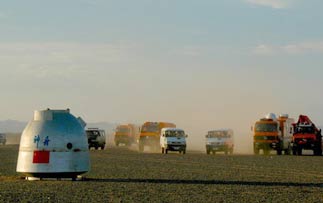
86,128,106,150
0,134,6,145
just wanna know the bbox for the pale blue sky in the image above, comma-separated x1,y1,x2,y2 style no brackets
0,0,323,150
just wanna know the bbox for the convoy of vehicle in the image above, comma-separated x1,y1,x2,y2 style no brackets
253,113,295,155
3,112,322,157
114,124,139,147
205,129,234,155
291,115,322,156
138,122,176,152
86,128,106,150
160,128,187,154
106,113,322,156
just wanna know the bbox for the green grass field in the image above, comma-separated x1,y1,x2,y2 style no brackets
1,145,323,202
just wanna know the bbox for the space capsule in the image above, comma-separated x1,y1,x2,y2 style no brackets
16,109,90,180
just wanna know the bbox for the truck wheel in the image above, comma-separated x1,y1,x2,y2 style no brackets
165,149,168,154
284,149,290,155
263,149,270,155
101,145,105,150
284,146,291,155
297,148,302,156
95,145,99,150
254,147,259,155
139,143,144,152
206,149,210,155
183,149,186,154
292,149,296,155
314,148,322,156
276,149,282,155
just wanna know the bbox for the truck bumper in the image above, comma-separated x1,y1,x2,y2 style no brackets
139,136,159,146
165,144,186,151
254,142,280,150
291,142,319,150
115,137,132,144
206,145,228,152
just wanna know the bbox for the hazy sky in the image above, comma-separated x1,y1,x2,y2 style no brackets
1,0,323,149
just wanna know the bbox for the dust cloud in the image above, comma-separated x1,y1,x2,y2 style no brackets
3,133,21,145
184,129,253,154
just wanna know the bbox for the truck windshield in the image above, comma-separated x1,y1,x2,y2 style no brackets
255,123,277,132
117,128,129,133
165,131,185,137
86,130,100,138
294,126,315,134
141,125,158,133
254,136,277,140
207,131,230,138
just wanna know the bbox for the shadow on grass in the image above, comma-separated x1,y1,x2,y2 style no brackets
84,178,323,187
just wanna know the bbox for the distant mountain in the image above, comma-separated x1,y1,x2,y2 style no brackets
0,120,27,133
86,122,118,134
0,120,118,134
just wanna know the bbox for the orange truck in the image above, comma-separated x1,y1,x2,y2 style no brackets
138,122,176,152
291,115,322,156
114,124,139,147
253,113,294,155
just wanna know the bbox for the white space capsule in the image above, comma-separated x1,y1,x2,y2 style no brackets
16,109,90,179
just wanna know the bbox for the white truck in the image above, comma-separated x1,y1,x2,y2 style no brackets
160,128,187,154
206,129,234,155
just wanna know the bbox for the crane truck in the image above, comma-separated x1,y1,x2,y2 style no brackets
138,122,176,152
253,113,294,155
291,115,322,156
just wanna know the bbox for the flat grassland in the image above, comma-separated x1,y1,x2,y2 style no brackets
1,145,323,202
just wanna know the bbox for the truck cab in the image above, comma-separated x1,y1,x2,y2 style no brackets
291,115,322,156
253,113,294,155
160,128,187,154
0,134,6,145
86,128,106,150
205,129,234,155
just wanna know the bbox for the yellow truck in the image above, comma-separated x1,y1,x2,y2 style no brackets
138,122,176,152
253,113,294,155
114,124,139,146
